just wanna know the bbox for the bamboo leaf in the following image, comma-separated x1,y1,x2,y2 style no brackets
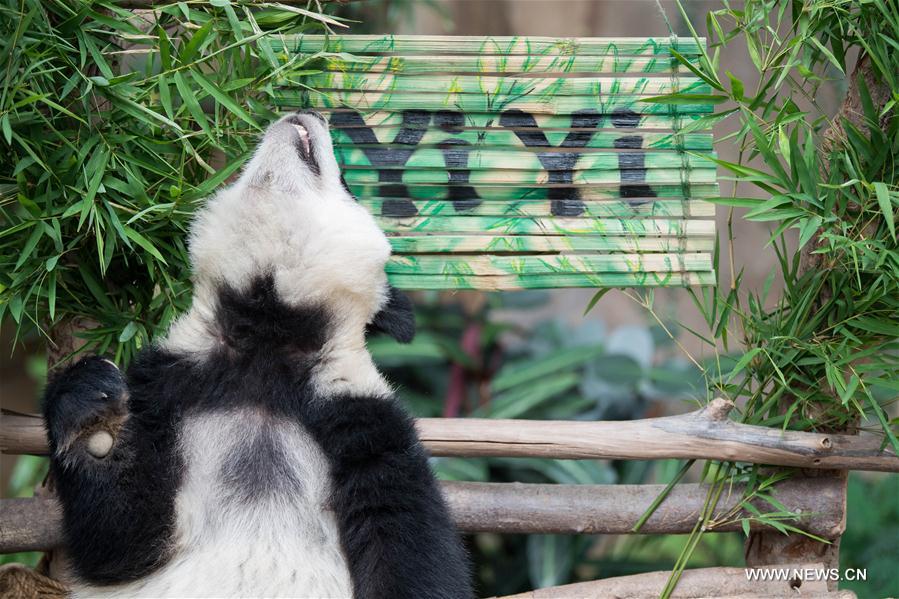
873,182,896,241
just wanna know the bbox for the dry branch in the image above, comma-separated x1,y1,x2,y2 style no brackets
494,563,852,598
4,400,898,471
0,478,844,554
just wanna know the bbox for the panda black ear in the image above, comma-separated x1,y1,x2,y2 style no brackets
367,286,415,343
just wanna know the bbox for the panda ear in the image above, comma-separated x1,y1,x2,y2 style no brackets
367,286,415,343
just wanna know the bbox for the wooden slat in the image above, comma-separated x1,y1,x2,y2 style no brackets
6,400,896,471
350,183,720,201
294,90,714,115
332,130,714,151
376,217,714,236
314,54,697,75
306,73,710,97
337,148,713,171
359,199,715,218
386,253,712,276
386,271,715,289
324,110,712,131
276,35,706,56
387,235,714,254
343,168,717,185
0,479,841,554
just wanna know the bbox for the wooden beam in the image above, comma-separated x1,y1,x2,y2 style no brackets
0,498,63,554
494,563,842,598
0,477,844,554
445,478,844,537
3,400,898,471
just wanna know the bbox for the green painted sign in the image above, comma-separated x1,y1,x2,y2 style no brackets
276,35,718,289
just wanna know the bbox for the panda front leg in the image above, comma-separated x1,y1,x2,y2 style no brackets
304,395,473,599
43,355,179,584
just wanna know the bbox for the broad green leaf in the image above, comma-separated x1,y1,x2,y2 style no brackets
191,71,259,129
873,182,896,241
124,227,168,264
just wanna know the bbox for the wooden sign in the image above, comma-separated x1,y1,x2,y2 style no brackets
272,35,718,289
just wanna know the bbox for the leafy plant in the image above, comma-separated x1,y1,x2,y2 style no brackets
0,0,343,364
627,1,898,595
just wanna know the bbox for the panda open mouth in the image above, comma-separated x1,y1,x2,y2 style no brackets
291,123,311,156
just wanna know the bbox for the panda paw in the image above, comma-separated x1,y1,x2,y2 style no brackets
43,356,128,461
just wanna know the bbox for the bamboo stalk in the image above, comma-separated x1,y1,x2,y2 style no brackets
343,168,718,186
387,272,715,289
335,148,713,172
277,35,706,56
0,477,843,554
314,54,698,75
322,110,711,131
305,73,710,97
360,199,715,218
350,183,721,201
333,130,714,151
386,235,715,254
375,217,715,237
386,253,712,276
4,401,897,470
291,91,714,115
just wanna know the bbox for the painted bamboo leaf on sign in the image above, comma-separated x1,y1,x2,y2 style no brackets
280,34,718,289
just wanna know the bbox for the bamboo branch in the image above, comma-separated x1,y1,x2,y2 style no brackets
3,400,898,471
0,477,844,554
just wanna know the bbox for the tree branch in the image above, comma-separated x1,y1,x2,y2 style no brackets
0,477,845,554
3,400,898,471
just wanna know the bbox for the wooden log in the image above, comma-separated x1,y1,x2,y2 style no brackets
360,198,716,218
335,148,713,172
0,498,63,554
387,235,715,254
445,478,844,537
385,253,713,276
350,183,721,202
305,73,710,97
417,399,899,472
375,216,715,237
322,110,711,131
277,35,706,57
314,54,699,76
293,91,715,115
0,413,47,456
0,478,844,554
342,167,718,186
333,130,715,151
495,563,847,598
4,400,898,471
388,271,715,290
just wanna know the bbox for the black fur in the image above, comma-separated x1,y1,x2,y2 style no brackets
43,356,181,583
367,286,416,343
43,275,470,597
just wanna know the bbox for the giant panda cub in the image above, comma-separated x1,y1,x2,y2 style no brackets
42,110,473,598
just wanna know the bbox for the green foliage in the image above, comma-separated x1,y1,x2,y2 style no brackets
682,1,899,440
840,473,899,598
372,291,705,595
0,0,340,364
634,1,898,595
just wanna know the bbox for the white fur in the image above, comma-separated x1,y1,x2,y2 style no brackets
72,411,354,598
164,113,393,398
71,114,399,598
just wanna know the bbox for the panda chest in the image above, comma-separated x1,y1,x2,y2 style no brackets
164,411,353,597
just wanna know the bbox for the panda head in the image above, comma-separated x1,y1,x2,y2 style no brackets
169,110,414,359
